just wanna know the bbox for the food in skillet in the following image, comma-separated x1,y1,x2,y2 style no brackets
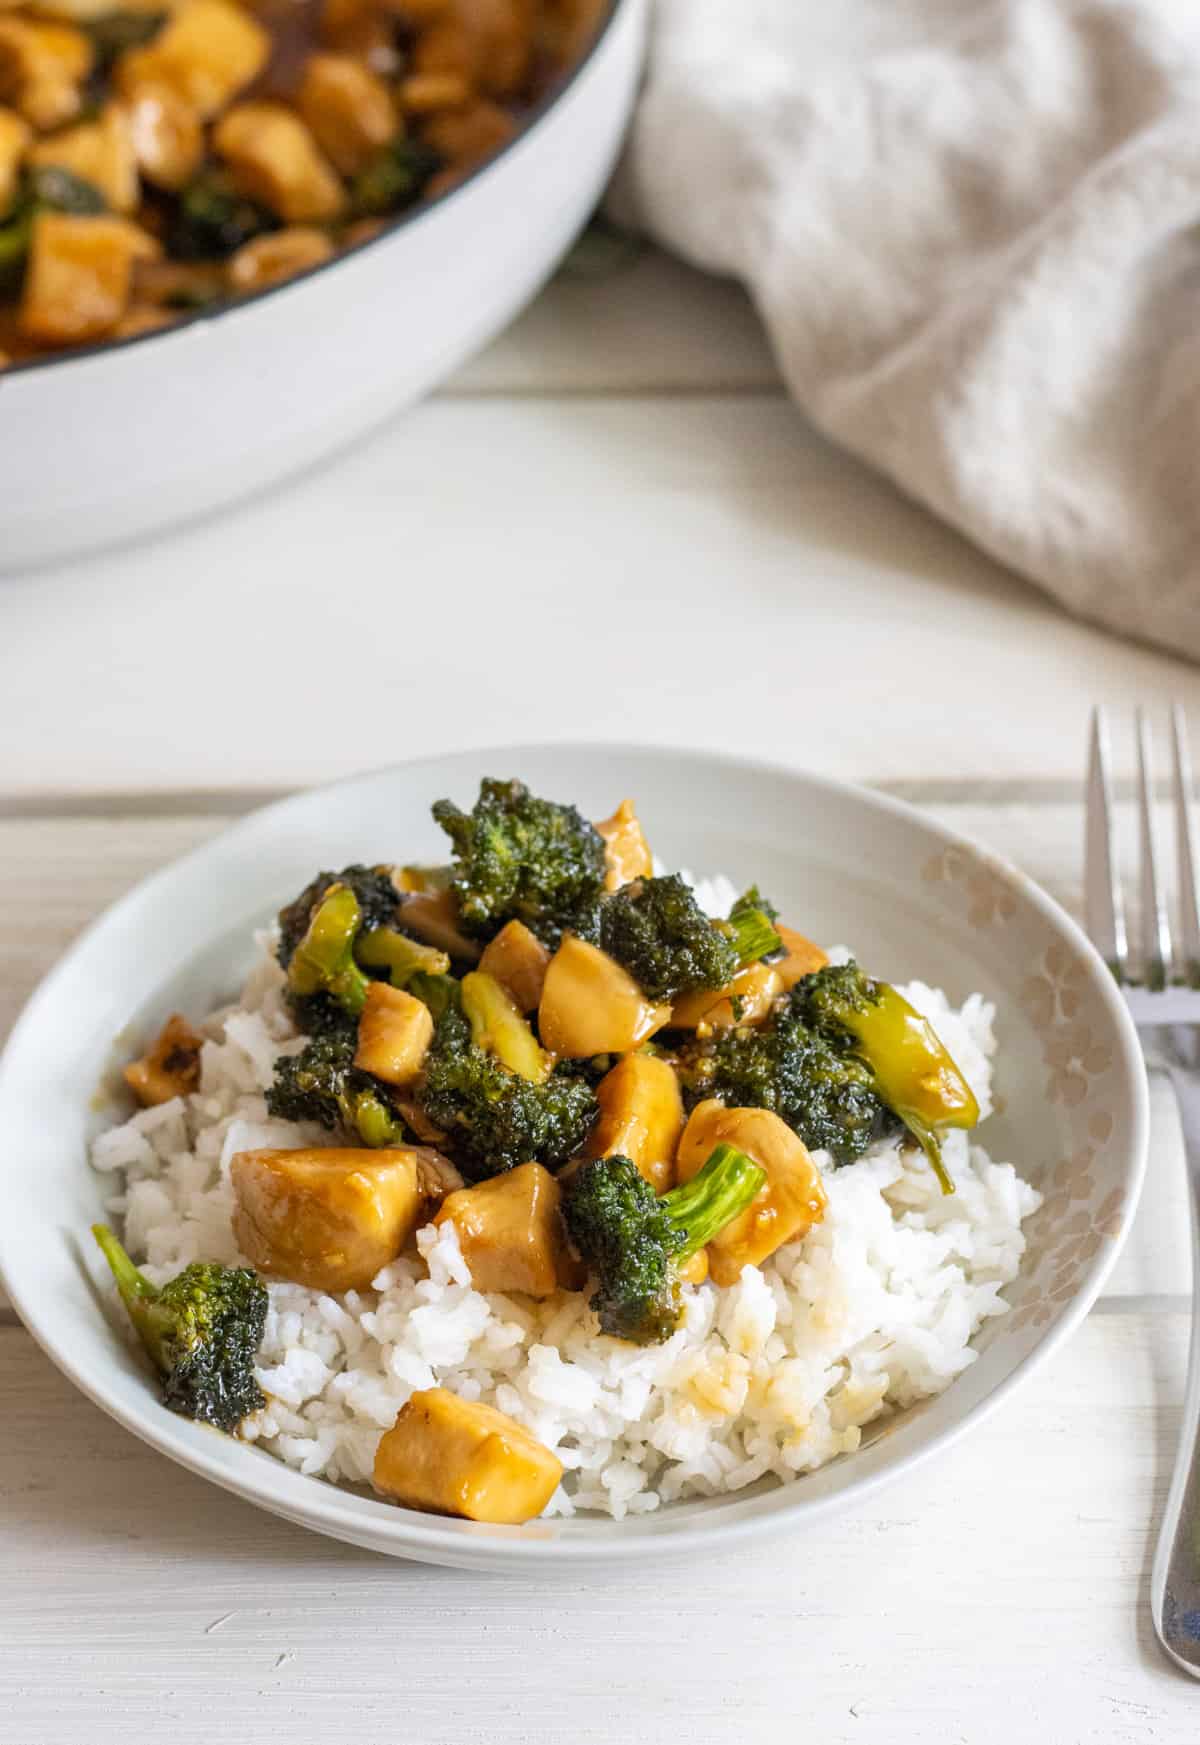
92,778,1041,1524
0,0,603,366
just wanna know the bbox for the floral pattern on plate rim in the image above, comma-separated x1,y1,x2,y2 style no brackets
922,841,1127,1341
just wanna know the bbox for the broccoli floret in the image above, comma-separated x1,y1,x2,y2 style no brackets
725,886,783,965
682,1005,896,1165
92,1227,267,1431
351,137,441,217
789,960,880,1031
687,962,979,1191
432,778,607,945
266,1015,406,1147
562,1145,766,1344
599,874,737,1000
419,1004,598,1180
788,961,978,1194
170,171,277,260
276,864,400,968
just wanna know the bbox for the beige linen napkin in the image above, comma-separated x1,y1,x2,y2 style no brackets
620,0,1200,658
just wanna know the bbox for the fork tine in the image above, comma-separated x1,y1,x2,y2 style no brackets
1086,705,1129,980
1136,707,1172,989
1171,702,1200,987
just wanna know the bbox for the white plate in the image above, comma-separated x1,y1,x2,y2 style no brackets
0,746,1148,1569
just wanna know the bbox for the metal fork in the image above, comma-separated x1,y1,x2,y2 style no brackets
1087,704,1200,1677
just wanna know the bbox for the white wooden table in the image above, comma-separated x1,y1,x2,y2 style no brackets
2,249,1199,1741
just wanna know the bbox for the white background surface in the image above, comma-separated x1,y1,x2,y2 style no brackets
1,247,1199,1739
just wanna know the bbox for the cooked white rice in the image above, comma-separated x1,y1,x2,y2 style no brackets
92,876,1042,1519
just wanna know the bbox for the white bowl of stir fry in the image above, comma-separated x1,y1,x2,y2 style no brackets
0,0,643,567
0,746,1147,1568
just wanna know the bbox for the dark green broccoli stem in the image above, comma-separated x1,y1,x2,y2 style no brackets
719,889,783,969
661,1143,766,1257
287,883,370,1016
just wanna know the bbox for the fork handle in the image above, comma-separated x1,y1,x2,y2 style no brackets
1152,1062,1200,1677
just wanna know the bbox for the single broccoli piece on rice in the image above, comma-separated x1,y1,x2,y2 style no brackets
92,1227,267,1431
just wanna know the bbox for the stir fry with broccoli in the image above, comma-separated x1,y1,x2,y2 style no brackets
97,775,984,1525
0,0,604,367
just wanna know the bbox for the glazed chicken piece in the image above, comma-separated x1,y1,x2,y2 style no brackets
671,961,783,1036
230,1145,453,1292
773,925,829,990
434,1161,582,1296
19,212,160,345
124,1013,204,1107
353,981,434,1086
582,1053,684,1193
675,1101,827,1285
477,919,551,1013
373,1387,563,1523
595,798,653,892
538,935,671,1057
115,0,269,119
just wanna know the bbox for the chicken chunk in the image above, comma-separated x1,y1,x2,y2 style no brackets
27,104,139,213
582,1053,684,1193
421,96,514,170
538,935,672,1058
20,212,160,345
595,799,653,892
353,981,434,1086
675,1101,826,1285
773,926,829,990
230,1146,445,1292
373,1387,562,1523
124,81,204,191
0,105,30,210
0,16,92,130
412,0,534,99
213,101,345,223
116,0,269,120
123,1013,204,1107
671,960,783,1036
478,919,550,1013
435,1161,582,1296
295,53,397,177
